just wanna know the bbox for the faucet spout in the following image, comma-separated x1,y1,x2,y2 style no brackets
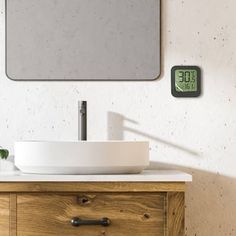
78,101,87,141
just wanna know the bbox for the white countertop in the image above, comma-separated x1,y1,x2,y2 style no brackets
0,170,192,182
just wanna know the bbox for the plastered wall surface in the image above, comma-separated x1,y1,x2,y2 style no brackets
0,0,236,235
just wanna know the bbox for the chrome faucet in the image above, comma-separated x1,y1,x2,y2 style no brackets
78,101,87,141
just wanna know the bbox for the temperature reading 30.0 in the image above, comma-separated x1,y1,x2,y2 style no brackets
171,66,201,97
175,69,198,92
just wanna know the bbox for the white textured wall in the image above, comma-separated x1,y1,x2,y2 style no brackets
0,0,236,235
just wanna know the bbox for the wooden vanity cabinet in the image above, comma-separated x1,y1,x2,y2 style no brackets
0,182,185,236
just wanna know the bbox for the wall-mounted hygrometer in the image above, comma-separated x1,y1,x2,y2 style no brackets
171,66,201,97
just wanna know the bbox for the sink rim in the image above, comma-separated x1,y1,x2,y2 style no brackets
16,140,148,143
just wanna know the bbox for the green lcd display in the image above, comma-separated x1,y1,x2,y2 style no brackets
171,66,201,97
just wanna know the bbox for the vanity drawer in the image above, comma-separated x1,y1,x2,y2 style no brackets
17,193,166,236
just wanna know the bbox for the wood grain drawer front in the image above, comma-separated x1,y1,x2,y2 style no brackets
17,193,166,236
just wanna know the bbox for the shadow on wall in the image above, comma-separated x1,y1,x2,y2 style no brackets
107,111,200,156
107,111,236,236
151,162,236,236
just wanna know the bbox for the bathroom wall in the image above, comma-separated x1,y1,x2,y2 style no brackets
0,0,235,235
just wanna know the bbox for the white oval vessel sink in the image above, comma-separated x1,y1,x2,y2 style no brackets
14,141,149,174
